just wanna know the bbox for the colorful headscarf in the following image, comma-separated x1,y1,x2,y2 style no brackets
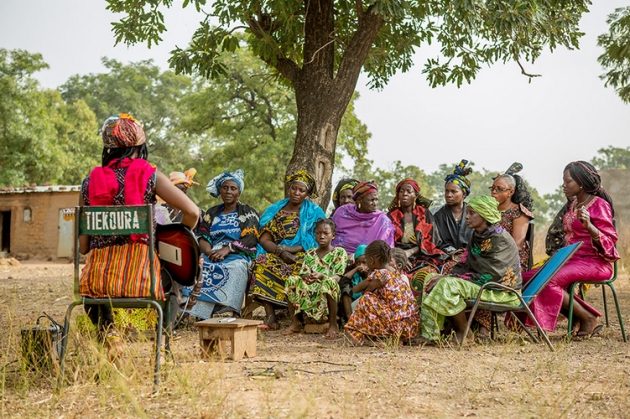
169,168,199,188
100,113,146,148
286,170,318,198
396,178,420,193
444,159,472,196
468,195,501,224
352,181,378,201
332,178,359,206
354,244,368,258
206,169,245,198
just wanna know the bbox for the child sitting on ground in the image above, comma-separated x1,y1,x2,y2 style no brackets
344,240,419,346
285,219,348,338
339,244,368,320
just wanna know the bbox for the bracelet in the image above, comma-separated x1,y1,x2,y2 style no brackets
227,243,234,252
276,244,285,255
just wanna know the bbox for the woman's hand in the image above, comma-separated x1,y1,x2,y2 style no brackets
280,250,297,264
577,206,592,229
209,246,231,261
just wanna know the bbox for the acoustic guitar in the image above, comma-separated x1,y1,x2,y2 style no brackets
155,223,200,286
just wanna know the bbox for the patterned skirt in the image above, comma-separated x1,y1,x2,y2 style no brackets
80,242,164,300
249,252,303,307
285,275,340,321
345,293,419,344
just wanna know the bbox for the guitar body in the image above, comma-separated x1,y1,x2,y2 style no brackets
155,223,200,286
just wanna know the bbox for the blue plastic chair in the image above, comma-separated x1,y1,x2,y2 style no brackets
567,260,626,342
58,205,169,388
462,241,583,351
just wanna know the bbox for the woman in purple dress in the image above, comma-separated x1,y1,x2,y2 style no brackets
331,181,395,254
524,161,619,337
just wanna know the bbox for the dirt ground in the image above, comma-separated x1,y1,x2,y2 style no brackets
1,261,629,418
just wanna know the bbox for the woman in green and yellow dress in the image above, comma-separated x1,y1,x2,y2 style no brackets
249,171,326,329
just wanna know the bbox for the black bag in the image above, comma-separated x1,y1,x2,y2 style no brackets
20,312,63,371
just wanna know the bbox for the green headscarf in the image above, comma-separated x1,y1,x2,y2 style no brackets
468,195,501,224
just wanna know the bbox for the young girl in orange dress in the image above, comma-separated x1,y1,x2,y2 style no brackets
344,240,419,345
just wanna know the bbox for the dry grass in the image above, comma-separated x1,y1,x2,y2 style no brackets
1,262,629,418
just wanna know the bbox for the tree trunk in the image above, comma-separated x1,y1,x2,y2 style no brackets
284,5,384,208
286,94,343,208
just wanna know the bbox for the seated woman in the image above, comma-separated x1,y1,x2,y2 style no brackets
433,160,474,254
490,162,534,271
249,170,325,329
184,170,259,319
79,114,199,352
420,196,522,344
344,240,419,346
387,178,445,270
332,181,395,254
285,219,348,338
330,178,358,215
522,161,618,337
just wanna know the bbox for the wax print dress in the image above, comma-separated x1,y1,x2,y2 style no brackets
344,268,419,344
285,247,347,321
250,199,325,307
523,196,618,331
499,203,533,271
421,225,522,341
184,203,259,319
80,158,163,300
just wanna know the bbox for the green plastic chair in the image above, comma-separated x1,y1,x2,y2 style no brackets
567,260,627,342
58,205,170,387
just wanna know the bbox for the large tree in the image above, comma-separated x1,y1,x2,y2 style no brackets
107,0,589,205
61,50,370,210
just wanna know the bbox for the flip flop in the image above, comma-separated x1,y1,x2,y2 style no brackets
589,324,604,338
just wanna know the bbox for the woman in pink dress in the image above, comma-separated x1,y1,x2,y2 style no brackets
524,161,619,336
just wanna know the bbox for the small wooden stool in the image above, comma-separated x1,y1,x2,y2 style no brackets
195,318,262,361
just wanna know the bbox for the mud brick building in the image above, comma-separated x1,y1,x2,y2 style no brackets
0,186,79,259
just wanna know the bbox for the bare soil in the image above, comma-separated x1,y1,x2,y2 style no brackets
1,261,629,418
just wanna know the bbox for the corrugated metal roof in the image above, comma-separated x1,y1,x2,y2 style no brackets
0,185,81,194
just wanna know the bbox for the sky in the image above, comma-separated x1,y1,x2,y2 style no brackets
1,0,629,194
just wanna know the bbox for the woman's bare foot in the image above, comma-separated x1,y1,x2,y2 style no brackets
282,319,302,335
575,316,598,337
325,323,340,339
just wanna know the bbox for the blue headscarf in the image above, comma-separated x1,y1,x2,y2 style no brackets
354,244,367,258
206,169,245,197
256,198,326,256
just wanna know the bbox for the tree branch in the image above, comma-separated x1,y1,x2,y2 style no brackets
247,17,299,84
517,59,542,79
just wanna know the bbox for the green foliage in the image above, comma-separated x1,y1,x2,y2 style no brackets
591,145,630,170
108,0,588,89
60,49,369,212
60,58,196,172
598,6,630,103
0,49,100,187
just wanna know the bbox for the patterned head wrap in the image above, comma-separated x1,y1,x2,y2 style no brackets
354,244,368,258
396,178,420,194
100,113,146,148
286,170,318,198
352,181,378,201
468,195,502,225
332,178,359,206
169,168,199,188
206,169,245,198
444,159,473,196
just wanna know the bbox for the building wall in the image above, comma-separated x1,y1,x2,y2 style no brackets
0,191,79,258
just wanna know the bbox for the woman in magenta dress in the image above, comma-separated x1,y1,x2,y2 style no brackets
524,161,619,336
